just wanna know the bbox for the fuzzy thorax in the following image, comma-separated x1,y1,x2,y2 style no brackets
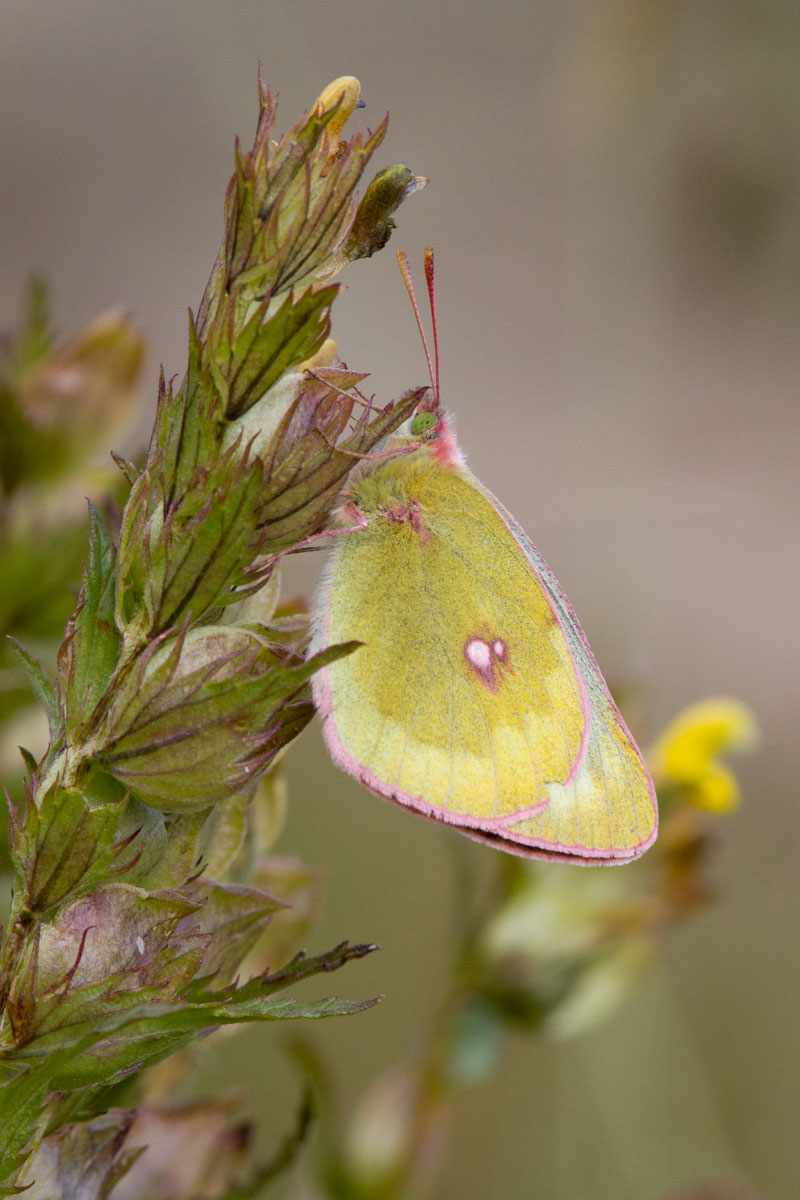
334,408,465,524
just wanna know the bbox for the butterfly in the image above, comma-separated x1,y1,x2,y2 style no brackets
310,250,657,863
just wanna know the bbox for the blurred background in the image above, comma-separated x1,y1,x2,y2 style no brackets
1,1,798,1197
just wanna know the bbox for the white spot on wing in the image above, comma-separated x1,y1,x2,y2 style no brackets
465,638,492,670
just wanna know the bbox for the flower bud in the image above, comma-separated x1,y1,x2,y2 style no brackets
344,1066,445,1196
20,310,143,472
345,165,428,262
5,883,206,1048
94,626,330,810
314,75,363,150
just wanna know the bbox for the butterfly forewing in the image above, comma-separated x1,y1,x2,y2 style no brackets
315,460,600,836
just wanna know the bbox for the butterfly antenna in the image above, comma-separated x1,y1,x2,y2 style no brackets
424,247,440,405
398,250,437,404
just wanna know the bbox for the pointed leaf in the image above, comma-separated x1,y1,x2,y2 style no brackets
222,285,339,420
8,941,380,1092
154,321,222,507
13,787,122,914
14,278,52,376
259,386,426,550
8,638,64,745
59,502,120,737
178,879,284,984
94,636,358,807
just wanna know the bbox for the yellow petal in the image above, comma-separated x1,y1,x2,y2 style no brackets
649,697,758,783
314,76,362,145
686,762,741,812
297,337,338,373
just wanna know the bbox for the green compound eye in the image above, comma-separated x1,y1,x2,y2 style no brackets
411,411,439,437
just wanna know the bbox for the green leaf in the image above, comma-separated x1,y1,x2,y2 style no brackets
9,787,123,915
260,117,389,296
220,285,339,421
134,809,211,890
7,942,380,1092
113,465,155,635
110,449,140,486
93,632,358,808
154,320,223,509
0,1044,82,1187
199,791,250,878
107,792,167,885
194,940,379,1007
8,638,64,746
258,385,426,551
8,884,206,1048
251,98,339,239
152,451,267,632
58,502,120,738
179,878,284,985
14,279,52,377
118,441,277,641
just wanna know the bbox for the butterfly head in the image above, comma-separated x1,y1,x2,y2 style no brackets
410,408,439,438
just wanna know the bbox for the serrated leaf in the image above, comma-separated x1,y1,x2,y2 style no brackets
45,996,376,1091
7,942,379,1092
178,879,284,984
94,636,357,807
259,385,426,551
252,97,338,232
113,465,155,634
0,1043,81,1186
120,437,279,642
152,451,267,632
155,322,223,508
222,285,338,420
11,787,122,914
8,638,64,746
59,502,120,737
10,884,208,1051
261,117,389,296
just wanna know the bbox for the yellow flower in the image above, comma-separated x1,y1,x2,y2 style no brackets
648,698,759,811
314,76,363,149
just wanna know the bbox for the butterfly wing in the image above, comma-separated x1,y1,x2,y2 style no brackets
312,461,657,863
470,495,658,860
